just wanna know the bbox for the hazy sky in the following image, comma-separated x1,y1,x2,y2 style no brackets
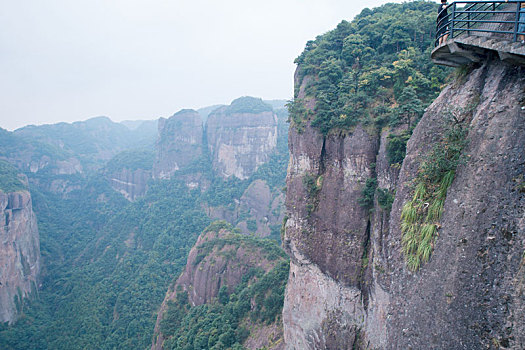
0,0,411,130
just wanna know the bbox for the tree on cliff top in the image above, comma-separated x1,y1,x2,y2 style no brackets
224,96,273,115
290,1,449,134
0,160,26,193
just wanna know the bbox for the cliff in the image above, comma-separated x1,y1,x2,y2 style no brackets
283,59,525,349
205,179,285,237
106,149,154,201
0,163,40,324
153,110,203,179
107,168,151,201
152,221,288,350
206,97,278,180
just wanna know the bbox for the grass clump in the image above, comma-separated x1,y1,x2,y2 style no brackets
401,122,467,271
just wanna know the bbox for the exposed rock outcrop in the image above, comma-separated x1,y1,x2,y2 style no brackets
153,109,203,179
152,223,287,350
283,59,525,349
0,190,41,324
108,168,151,201
237,180,285,236
206,98,278,180
168,227,280,307
205,179,285,237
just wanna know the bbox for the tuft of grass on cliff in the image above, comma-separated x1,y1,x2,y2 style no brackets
289,1,450,135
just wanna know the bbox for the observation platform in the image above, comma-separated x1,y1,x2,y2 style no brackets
431,1,525,67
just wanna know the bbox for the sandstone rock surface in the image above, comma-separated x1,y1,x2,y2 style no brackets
283,60,525,349
0,190,40,324
152,225,286,350
108,168,151,201
154,110,203,179
207,103,278,180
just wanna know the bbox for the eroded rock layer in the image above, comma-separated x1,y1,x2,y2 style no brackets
207,108,277,180
0,190,40,324
283,60,525,349
154,109,203,179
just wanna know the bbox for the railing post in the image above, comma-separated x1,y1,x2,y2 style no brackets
450,3,456,39
515,1,521,42
467,8,471,36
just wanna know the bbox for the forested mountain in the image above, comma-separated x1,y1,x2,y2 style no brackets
153,221,288,350
5,0,521,348
0,98,289,349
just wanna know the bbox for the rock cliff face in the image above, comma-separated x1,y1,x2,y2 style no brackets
153,110,203,179
108,168,151,201
205,179,285,237
166,227,280,307
153,98,279,182
237,180,284,236
206,99,278,180
0,190,40,324
283,59,525,349
152,223,287,350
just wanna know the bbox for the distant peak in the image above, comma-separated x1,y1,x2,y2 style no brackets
172,109,198,117
222,96,273,115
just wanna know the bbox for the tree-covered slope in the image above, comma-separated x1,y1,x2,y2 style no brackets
0,97,290,349
0,160,26,193
155,222,288,350
289,1,450,135
13,117,158,169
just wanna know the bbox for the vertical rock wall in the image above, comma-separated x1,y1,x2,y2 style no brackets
283,60,525,349
153,109,203,179
108,168,151,201
206,109,278,180
0,191,40,324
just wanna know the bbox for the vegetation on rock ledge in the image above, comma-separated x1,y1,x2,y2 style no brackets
401,119,468,271
288,1,449,135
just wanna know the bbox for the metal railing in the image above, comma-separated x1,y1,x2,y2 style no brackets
435,1,525,46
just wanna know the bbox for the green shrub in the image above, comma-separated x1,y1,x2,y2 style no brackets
359,177,377,209
376,188,394,211
386,131,411,165
246,219,257,232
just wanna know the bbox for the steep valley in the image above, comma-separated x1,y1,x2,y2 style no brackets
0,97,289,349
1,1,524,349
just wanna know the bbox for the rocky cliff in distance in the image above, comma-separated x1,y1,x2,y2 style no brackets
0,162,40,324
283,59,525,349
153,110,203,180
108,168,151,201
105,149,154,201
207,97,278,180
152,221,288,350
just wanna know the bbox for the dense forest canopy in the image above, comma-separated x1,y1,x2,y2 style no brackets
0,160,26,193
0,101,289,349
289,1,450,134
222,97,274,115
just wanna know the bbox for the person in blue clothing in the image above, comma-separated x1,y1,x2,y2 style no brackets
437,0,450,44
